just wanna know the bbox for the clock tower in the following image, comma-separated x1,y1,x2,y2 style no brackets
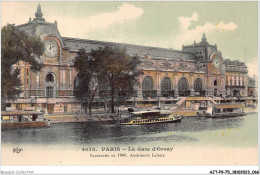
16,4,76,109
182,33,226,97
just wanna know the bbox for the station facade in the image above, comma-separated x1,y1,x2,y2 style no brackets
9,5,257,114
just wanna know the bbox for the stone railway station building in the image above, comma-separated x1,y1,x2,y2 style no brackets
8,5,257,114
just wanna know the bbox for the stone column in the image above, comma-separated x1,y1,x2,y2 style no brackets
69,68,71,89
173,74,179,97
156,72,161,97
207,75,214,96
220,74,226,97
189,74,194,96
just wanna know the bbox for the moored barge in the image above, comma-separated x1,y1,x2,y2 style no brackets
206,103,247,118
1,110,50,129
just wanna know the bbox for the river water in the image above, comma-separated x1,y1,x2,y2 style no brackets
2,113,258,148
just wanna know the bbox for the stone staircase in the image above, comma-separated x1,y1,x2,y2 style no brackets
171,96,217,110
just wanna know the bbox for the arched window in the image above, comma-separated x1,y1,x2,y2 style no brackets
161,77,171,91
45,73,54,83
161,77,173,97
142,76,153,91
45,73,55,98
194,78,203,91
178,77,189,96
178,77,188,91
142,76,155,97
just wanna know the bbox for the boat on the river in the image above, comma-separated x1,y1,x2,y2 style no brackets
120,110,181,125
205,112,246,118
205,103,247,118
1,110,51,129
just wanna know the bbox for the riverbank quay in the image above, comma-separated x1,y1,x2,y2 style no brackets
44,106,257,124
44,113,119,124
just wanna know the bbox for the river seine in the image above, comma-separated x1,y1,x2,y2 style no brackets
2,113,258,148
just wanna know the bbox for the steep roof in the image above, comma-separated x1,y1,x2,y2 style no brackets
63,37,197,61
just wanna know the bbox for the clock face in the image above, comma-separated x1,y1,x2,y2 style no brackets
213,55,221,69
44,40,58,57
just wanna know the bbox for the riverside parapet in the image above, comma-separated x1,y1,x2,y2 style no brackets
45,114,118,124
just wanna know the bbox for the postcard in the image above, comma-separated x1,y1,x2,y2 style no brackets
1,1,259,174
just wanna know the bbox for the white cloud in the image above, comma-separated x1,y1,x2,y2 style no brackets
216,21,237,31
86,3,143,31
246,57,258,78
178,12,198,31
173,13,237,49
54,3,144,38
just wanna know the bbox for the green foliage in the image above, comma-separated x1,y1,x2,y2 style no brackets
74,49,93,101
1,24,44,103
74,46,141,114
89,46,141,113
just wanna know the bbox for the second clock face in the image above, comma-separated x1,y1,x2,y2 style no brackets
44,40,58,57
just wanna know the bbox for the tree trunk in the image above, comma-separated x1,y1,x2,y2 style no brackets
111,81,115,113
88,87,98,115
84,102,88,114
88,103,92,115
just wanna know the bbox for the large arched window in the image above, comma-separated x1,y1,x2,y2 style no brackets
161,77,173,97
161,77,171,91
142,76,155,97
194,78,203,91
194,78,204,96
178,77,188,91
142,76,153,90
178,77,189,96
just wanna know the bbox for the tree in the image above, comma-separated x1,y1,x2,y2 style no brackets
89,46,141,113
74,49,98,115
1,24,44,107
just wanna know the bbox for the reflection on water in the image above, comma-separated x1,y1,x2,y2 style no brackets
1,113,258,147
